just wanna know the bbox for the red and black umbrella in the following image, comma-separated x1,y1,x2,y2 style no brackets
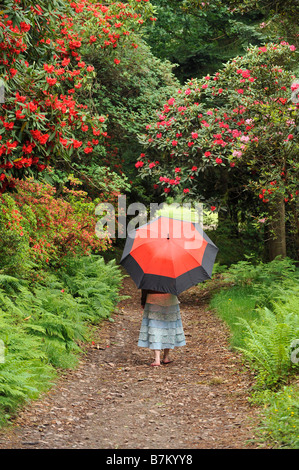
120,216,218,295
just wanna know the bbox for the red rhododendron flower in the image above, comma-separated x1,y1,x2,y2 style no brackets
62,58,70,66
73,140,82,148
20,22,31,32
44,64,55,72
46,77,57,86
39,134,49,144
22,143,34,154
37,164,47,171
4,122,14,130
28,102,38,112
16,109,26,119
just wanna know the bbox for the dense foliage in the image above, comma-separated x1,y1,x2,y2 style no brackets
210,257,299,448
143,0,270,82
0,177,115,277
0,255,123,425
183,0,299,41
135,41,299,258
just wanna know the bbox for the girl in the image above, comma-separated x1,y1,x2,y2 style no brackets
138,289,186,366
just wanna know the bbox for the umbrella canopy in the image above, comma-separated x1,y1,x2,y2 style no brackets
120,216,218,295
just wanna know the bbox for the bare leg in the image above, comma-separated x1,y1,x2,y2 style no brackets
163,348,171,364
151,349,161,366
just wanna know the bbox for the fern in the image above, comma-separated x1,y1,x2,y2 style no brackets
0,254,123,425
0,274,27,296
0,308,56,423
60,255,124,322
236,303,299,388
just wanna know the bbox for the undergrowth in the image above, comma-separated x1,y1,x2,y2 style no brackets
209,256,299,449
0,254,124,426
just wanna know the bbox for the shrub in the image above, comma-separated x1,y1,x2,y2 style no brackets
0,192,33,277
0,177,113,277
0,0,157,192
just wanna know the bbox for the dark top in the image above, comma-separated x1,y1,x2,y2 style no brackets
141,289,165,308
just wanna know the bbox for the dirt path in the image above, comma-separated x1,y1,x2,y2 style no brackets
0,276,266,449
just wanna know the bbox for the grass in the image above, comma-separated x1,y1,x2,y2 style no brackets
251,384,299,449
209,286,258,348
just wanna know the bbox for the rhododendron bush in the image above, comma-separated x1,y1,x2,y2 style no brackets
136,42,299,258
0,0,155,193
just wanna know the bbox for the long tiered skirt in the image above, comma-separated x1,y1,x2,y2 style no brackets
138,293,186,350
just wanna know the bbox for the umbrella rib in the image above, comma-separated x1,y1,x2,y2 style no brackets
168,233,207,269
168,238,211,285
167,238,196,279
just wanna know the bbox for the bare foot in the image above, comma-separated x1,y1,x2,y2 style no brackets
150,362,161,366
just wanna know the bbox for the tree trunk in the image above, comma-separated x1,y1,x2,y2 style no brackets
267,196,287,260
288,201,299,261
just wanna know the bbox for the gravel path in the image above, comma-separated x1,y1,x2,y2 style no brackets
0,277,266,449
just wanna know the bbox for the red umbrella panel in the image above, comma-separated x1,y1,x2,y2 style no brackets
120,216,219,295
